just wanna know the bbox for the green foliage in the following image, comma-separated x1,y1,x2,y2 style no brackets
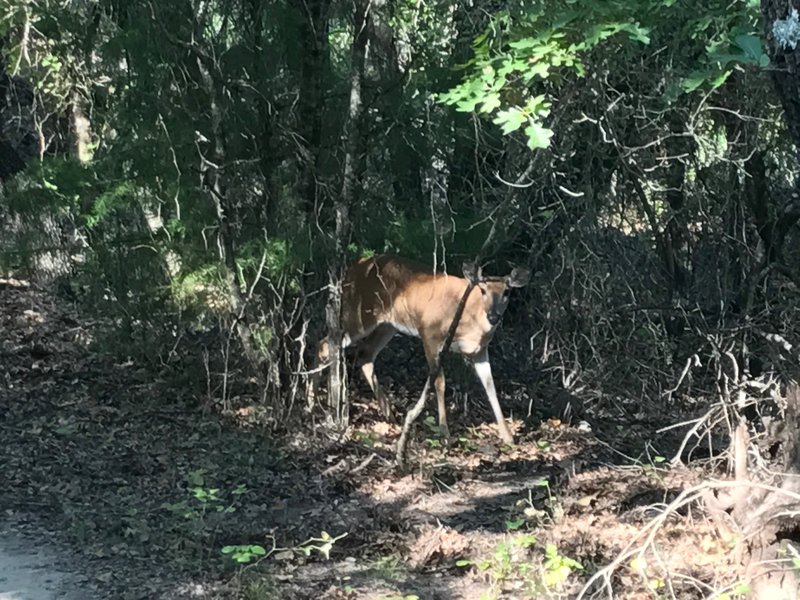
163,472,246,522
441,0,764,148
221,544,267,564
172,265,226,311
457,533,582,597
85,181,136,228
542,543,584,589
439,4,653,149
5,159,89,215
715,583,752,600
235,237,303,292
423,415,447,445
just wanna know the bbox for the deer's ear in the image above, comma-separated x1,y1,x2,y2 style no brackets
462,261,481,283
506,267,530,288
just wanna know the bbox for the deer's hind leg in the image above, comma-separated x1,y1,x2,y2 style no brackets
355,324,397,418
421,337,449,440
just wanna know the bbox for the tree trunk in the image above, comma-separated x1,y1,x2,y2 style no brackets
297,0,331,215
0,47,30,181
70,89,92,164
325,0,372,424
761,0,800,259
195,53,262,371
663,114,689,293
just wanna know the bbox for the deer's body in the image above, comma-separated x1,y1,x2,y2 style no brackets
312,255,529,444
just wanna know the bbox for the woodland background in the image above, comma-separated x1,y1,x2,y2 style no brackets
4,0,800,598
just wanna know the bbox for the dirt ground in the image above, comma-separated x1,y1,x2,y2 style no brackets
0,517,86,600
0,277,745,599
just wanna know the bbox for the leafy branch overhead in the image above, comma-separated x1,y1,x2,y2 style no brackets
440,0,767,149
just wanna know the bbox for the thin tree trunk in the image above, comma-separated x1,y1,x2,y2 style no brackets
195,53,262,371
297,0,331,215
325,0,372,424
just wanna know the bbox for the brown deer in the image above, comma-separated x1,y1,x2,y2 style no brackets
310,255,529,444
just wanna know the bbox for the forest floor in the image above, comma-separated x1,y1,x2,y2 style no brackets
0,277,743,600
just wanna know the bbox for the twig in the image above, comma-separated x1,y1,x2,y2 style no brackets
576,479,800,599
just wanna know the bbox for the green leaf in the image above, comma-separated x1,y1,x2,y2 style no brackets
709,69,732,89
524,121,552,149
681,71,709,92
456,97,482,113
479,93,501,114
734,34,763,62
522,62,550,81
509,37,540,50
621,23,651,45
493,108,526,134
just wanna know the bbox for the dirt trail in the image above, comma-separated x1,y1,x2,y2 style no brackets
0,525,83,600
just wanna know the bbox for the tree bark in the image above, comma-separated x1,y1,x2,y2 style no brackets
194,47,262,371
0,47,29,180
325,0,372,424
297,0,332,215
70,89,92,164
761,0,800,260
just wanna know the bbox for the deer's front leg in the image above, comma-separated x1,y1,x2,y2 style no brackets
472,348,514,445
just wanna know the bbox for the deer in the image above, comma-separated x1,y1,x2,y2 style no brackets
309,254,530,445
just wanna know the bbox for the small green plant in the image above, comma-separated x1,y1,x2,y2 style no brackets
629,556,669,593
542,543,583,589
457,534,582,598
642,454,668,481
299,531,348,559
457,534,537,589
423,416,446,446
161,472,248,538
456,436,478,452
222,544,267,564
